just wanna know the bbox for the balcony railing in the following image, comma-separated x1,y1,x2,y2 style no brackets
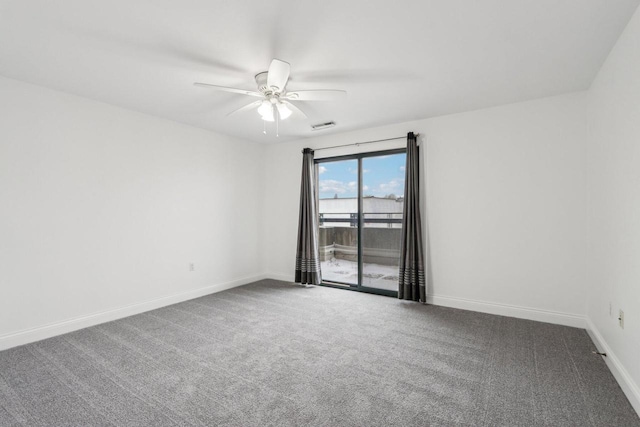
319,212,402,228
318,214,403,266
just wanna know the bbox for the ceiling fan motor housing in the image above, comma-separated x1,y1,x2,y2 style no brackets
255,72,271,94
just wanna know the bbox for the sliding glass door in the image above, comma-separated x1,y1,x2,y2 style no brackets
316,149,406,297
316,158,359,286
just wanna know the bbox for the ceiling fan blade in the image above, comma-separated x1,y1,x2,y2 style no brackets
193,83,262,97
283,90,347,101
226,100,262,117
267,59,290,93
282,101,308,119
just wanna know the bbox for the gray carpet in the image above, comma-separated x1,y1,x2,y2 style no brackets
0,279,638,426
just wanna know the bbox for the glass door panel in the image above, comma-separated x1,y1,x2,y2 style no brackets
317,159,359,286
361,153,406,291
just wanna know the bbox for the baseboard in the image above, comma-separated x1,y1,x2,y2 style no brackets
264,273,585,328
586,318,640,416
265,272,295,283
0,273,268,352
427,294,586,328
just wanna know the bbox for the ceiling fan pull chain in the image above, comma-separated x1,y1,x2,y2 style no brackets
276,108,279,137
263,119,266,135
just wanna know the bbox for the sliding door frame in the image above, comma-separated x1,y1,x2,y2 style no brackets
315,147,405,298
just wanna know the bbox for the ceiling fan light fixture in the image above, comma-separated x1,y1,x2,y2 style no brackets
257,100,271,116
258,101,274,121
261,110,274,122
276,102,292,120
258,104,275,122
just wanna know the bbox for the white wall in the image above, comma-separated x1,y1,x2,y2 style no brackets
0,76,265,347
0,77,590,345
586,5,640,413
264,92,587,326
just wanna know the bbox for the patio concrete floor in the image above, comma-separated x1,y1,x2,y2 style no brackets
320,258,399,292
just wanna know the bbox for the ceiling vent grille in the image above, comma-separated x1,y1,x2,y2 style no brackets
311,121,336,131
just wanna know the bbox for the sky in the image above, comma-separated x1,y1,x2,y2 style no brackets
317,153,406,199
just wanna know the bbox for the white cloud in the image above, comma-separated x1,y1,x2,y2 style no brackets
318,166,327,174
319,179,353,195
367,178,405,196
379,178,403,192
319,174,404,198
400,166,405,172
347,167,369,174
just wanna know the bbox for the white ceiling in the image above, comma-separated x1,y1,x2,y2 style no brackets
0,0,638,143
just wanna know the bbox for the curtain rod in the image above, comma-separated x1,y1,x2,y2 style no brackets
312,134,419,152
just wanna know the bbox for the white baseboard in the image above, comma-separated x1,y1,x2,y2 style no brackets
265,272,295,283
586,318,640,416
264,273,586,328
0,273,268,351
426,294,586,328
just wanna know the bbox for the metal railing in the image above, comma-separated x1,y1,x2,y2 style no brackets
319,213,402,228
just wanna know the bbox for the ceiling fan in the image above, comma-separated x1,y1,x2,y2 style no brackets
193,59,347,126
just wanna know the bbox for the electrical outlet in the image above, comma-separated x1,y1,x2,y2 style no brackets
189,263,195,272
618,309,624,329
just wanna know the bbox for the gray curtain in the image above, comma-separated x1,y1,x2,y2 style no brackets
399,132,426,302
295,148,322,285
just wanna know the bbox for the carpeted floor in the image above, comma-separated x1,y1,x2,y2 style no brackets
0,279,638,426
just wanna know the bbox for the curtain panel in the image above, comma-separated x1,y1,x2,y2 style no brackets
294,148,322,285
399,132,426,302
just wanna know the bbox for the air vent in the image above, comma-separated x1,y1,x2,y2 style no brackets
311,121,336,131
